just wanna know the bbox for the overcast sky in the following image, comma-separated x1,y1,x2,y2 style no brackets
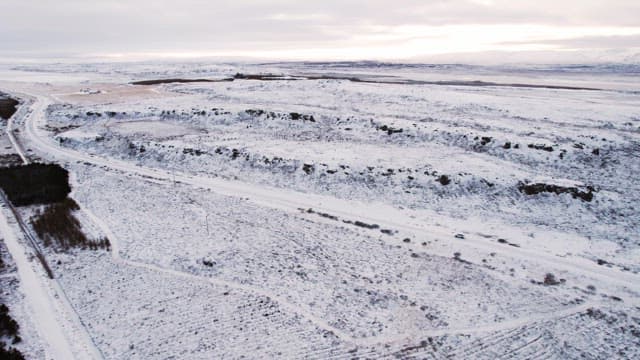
1,0,639,62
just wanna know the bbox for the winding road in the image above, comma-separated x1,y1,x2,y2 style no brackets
1,93,104,359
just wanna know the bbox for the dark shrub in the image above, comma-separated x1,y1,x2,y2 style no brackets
480,137,492,145
0,304,19,342
438,175,451,186
0,344,25,360
543,273,561,286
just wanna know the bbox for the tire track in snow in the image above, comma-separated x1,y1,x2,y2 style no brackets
77,196,595,346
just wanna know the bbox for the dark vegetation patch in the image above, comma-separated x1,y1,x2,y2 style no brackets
0,304,20,344
302,164,314,175
396,339,432,355
518,182,595,202
497,238,520,247
0,155,24,168
0,163,71,207
528,143,554,152
245,109,268,117
131,78,233,85
244,109,315,122
352,220,380,229
376,124,403,135
289,112,315,122
0,96,19,120
202,259,216,267
303,208,398,236
183,148,205,156
233,73,604,90
160,108,231,117
0,241,24,359
597,259,612,267
453,252,472,265
233,73,300,81
438,175,451,186
584,308,611,321
0,304,24,360
44,124,80,135
31,198,110,251
303,208,339,221
532,273,565,286
127,142,146,155
0,344,24,360
131,72,603,90
342,219,380,229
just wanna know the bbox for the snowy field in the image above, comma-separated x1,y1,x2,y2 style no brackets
0,61,639,359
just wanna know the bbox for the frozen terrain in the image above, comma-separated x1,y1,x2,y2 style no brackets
0,61,639,359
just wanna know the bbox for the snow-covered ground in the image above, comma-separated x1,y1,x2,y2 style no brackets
0,61,639,359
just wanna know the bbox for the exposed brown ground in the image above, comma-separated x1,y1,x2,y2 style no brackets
57,83,182,105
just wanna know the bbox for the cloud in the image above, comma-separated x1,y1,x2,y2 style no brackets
502,34,640,49
1,0,639,61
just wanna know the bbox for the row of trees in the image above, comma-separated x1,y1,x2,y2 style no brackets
0,163,71,207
